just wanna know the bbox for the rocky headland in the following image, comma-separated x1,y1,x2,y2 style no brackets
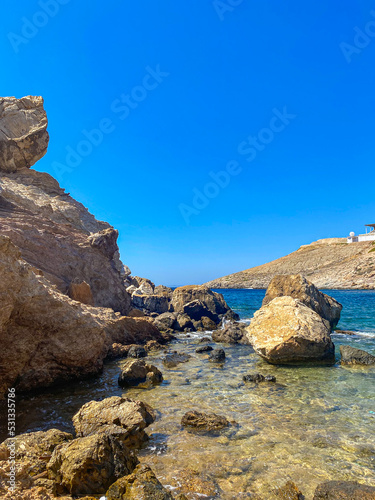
205,237,375,290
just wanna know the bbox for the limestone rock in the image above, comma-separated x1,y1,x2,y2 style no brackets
209,348,226,363
68,280,94,306
275,481,304,499
0,96,49,173
181,411,230,431
47,433,138,495
212,321,249,344
262,274,342,329
132,293,170,315
162,351,191,368
340,345,375,365
313,480,375,499
118,359,163,387
0,168,131,314
106,464,173,500
246,296,335,364
153,312,178,332
0,236,165,397
0,429,73,477
72,396,155,449
195,345,213,353
171,285,238,322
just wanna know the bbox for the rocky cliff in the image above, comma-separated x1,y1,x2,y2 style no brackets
0,96,160,396
0,96,131,314
205,238,375,289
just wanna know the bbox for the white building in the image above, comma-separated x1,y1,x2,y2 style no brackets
347,224,375,243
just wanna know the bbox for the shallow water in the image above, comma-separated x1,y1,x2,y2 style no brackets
1,289,375,499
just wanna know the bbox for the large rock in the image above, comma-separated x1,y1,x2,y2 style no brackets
171,285,238,323
118,359,163,387
47,433,138,495
262,274,342,329
0,429,73,476
132,293,170,315
72,396,155,450
0,236,165,397
313,480,375,499
0,96,49,173
106,464,173,500
246,296,335,364
212,321,249,344
340,345,375,365
0,96,131,314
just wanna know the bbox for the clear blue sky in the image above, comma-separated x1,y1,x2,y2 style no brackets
2,0,375,286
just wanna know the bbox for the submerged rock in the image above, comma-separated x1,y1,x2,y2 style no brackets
118,359,163,387
275,480,304,499
263,274,342,329
162,351,191,368
246,296,335,365
47,433,138,495
181,410,230,432
106,464,173,500
340,345,375,366
243,373,276,383
212,321,249,344
72,396,155,450
195,345,213,353
209,348,226,363
313,480,375,499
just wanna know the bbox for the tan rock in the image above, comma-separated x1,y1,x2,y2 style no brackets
262,274,342,329
106,464,173,500
181,410,230,431
246,296,335,364
47,433,138,496
0,236,164,396
68,280,94,306
72,396,155,449
0,96,49,173
118,359,163,388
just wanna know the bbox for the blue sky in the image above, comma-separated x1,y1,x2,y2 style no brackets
2,1,375,285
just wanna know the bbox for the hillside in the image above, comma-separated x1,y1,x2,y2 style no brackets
205,238,375,289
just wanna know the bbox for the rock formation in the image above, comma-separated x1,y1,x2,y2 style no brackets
118,359,163,388
126,280,239,332
340,345,375,365
72,396,155,450
106,464,174,500
212,321,249,344
0,236,165,397
0,96,49,173
313,480,375,499
205,237,375,290
262,274,342,329
0,96,131,313
246,296,335,364
181,411,230,432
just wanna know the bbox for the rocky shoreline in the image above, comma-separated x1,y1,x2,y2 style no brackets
1,96,375,499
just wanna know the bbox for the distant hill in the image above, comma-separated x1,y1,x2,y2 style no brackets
205,238,375,290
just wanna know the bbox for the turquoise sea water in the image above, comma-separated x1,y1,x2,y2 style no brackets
1,289,375,498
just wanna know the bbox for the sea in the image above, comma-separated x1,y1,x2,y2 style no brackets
1,289,374,499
